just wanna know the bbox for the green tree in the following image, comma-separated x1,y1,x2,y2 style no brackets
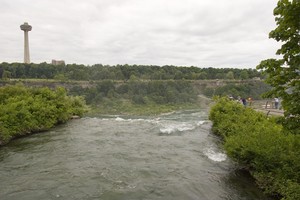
2,70,11,80
240,70,249,80
198,72,208,79
226,71,235,79
257,0,300,134
54,73,68,81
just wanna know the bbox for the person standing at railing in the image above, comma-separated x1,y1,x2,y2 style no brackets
242,98,247,106
274,97,279,109
248,97,253,106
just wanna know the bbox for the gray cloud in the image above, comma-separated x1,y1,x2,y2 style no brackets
0,0,281,68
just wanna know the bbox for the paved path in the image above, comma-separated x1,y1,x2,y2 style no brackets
253,108,284,116
250,100,284,116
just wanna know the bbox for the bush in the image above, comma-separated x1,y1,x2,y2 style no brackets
0,85,87,145
209,97,300,199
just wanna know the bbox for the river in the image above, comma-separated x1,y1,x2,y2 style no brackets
0,109,268,200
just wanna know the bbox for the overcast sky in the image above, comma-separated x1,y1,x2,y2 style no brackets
1,0,281,68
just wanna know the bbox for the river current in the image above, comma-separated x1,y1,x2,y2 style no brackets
0,109,268,200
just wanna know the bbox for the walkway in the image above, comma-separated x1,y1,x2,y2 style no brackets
251,100,284,117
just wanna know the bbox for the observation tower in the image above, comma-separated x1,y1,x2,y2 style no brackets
20,22,32,63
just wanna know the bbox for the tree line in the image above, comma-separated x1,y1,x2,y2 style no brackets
0,62,262,81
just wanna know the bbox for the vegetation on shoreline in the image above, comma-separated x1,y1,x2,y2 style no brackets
0,85,87,145
69,80,208,115
209,97,300,199
69,80,197,104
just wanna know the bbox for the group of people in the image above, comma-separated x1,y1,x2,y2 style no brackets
229,96,252,106
238,97,252,106
229,95,280,109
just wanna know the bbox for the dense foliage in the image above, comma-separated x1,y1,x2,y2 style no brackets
209,97,300,199
70,80,197,105
257,0,300,134
0,85,87,145
0,62,262,81
203,81,271,100
67,80,200,114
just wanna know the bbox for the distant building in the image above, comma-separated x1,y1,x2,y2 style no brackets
52,59,65,65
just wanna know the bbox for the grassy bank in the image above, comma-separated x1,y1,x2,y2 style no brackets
0,85,88,145
209,97,300,200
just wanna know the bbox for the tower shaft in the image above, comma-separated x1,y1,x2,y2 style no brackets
24,31,30,63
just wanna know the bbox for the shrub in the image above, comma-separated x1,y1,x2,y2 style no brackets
0,85,87,145
209,97,300,199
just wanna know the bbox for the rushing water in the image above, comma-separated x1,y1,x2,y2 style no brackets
0,109,268,200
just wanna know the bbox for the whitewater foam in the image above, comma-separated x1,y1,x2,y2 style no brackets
115,117,126,121
197,121,205,126
159,120,206,134
204,147,227,162
159,123,196,134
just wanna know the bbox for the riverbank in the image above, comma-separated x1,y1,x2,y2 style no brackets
209,97,300,200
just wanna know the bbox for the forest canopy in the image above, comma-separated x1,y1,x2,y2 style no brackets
0,62,262,81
